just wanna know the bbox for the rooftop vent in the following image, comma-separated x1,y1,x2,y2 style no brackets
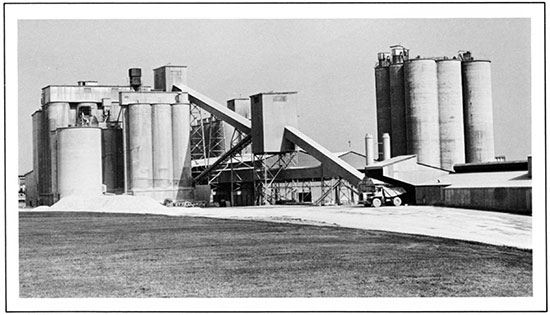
129,68,142,91
77,81,99,86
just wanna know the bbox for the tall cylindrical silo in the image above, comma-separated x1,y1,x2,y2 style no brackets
40,111,50,203
102,128,124,193
123,107,130,193
152,103,173,188
128,103,153,190
172,102,193,194
102,128,115,192
389,63,407,156
437,59,465,170
50,131,59,200
57,127,103,198
375,65,391,160
462,60,495,163
404,59,441,167
46,102,70,203
32,110,45,203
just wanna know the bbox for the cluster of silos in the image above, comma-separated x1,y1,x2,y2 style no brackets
122,67,193,201
374,45,495,169
31,98,115,205
28,66,194,206
124,99,192,198
30,80,138,205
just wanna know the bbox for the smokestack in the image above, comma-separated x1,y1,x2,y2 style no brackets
129,68,142,91
383,133,391,161
365,133,374,166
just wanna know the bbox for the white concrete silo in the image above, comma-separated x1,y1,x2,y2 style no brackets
404,59,441,167
462,60,495,163
57,127,103,198
437,59,465,170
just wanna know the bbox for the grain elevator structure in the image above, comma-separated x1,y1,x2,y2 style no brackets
374,45,495,170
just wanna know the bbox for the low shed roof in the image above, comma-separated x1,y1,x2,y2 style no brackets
418,170,531,188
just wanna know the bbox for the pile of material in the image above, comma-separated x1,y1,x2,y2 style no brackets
48,195,169,214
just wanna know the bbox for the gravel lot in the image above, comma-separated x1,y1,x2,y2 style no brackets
172,205,532,249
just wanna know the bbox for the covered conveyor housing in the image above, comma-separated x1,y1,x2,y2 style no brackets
173,84,251,134
283,126,364,186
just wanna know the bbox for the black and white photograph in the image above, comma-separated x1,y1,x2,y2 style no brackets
4,2,547,312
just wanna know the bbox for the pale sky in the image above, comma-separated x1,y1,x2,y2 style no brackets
17,17,532,174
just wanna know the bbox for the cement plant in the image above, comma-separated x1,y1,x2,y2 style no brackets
17,43,535,302
21,45,532,214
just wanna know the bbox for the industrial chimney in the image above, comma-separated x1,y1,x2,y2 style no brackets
129,68,142,91
365,133,375,166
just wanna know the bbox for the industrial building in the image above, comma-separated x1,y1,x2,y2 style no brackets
26,64,365,207
370,45,530,214
24,45,532,214
27,66,193,206
375,46,494,169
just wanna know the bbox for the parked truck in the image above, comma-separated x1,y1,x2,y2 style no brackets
358,178,406,207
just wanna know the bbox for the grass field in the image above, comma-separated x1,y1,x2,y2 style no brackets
19,211,532,298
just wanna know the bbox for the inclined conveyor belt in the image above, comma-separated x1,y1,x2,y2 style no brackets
283,126,364,186
173,84,252,134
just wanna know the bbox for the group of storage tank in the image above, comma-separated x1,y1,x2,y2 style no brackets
375,45,495,170
31,81,129,206
29,66,196,206
122,67,194,202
